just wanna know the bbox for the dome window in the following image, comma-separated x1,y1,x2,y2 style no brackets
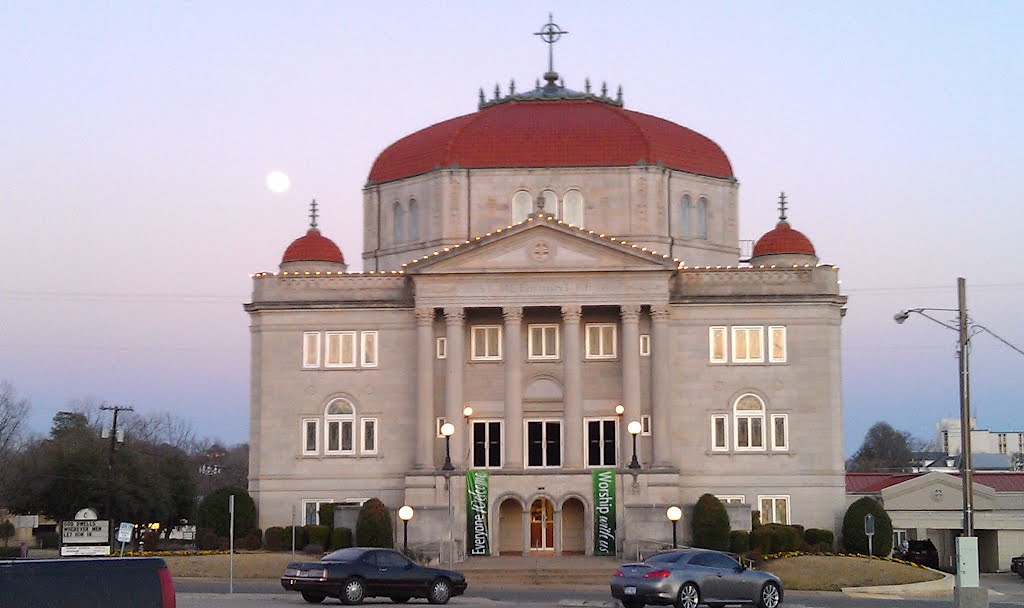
512,191,533,223
563,189,584,227
538,190,559,218
696,197,708,239
407,199,420,241
679,194,692,238
393,202,405,244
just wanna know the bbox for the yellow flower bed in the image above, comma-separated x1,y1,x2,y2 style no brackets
761,550,930,570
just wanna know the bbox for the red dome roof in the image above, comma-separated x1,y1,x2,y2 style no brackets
282,229,345,264
752,222,816,257
368,100,733,184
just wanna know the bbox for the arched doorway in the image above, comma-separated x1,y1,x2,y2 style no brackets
561,498,586,555
498,498,523,555
530,497,555,551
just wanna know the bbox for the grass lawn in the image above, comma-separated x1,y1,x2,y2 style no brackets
761,555,944,591
162,551,298,578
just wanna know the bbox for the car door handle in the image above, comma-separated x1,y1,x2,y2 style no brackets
379,568,387,572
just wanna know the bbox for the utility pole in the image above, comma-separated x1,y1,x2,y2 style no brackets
101,405,133,538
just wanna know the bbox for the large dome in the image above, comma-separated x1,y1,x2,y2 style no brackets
368,99,734,184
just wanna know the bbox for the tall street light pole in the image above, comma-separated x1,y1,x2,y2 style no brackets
100,404,133,540
440,423,455,568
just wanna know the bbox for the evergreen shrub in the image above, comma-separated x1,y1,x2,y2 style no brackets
729,530,750,554
305,524,330,548
691,493,731,551
330,526,352,550
842,497,893,556
197,487,257,539
264,526,285,551
804,528,835,551
355,498,394,548
282,526,307,550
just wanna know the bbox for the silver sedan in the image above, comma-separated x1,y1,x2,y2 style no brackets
610,548,783,608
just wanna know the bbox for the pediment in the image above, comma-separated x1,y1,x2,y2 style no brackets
406,222,677,275
881,472,996,511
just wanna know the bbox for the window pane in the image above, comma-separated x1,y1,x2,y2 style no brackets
305,421,317,452
473,329,484,358
735,330,748,360
304,333,319,366
774,417,786,448
512,191,532,223
602,326,614,355
530,327,543,357
341,421,353,451
328,421,339,451
603,420,616,465
539,190,558,216
546,422,561,466
760,498,772,524
714,417,726,448
750,329,763,360
325,334,340,366
563,190,584,226
474,422,486,467
362,332,377,366
488,422,501,467
587,421,600,466
305,503,317,525
751,418,763,448
586,326,598,356
738,418,749,448
680,195,691,237
545,327,556,356
776,499,788,524
771,327,785,361
364,420,375,452
342,333,356,366
528,422,543,466
711,328,725,361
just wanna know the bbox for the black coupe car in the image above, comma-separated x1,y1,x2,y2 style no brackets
281,547,468,604
1011,553,1023,579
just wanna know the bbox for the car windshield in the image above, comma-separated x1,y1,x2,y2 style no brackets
322,548,368,562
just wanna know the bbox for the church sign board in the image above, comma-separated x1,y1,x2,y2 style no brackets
592,469,616,556
61,520,110,556
465,470,490,556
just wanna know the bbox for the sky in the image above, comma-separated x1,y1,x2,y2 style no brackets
1,2,1022,454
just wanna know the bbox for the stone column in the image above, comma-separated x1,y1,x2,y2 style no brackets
651,304,672,466
416,307,435,469
503,307,524,468
521,508,531,556
561,305,583,468
444,307,465,467
620,304,642,463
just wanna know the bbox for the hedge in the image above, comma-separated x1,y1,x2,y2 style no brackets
318,503,337,528
264,527,285,551
842,497,893,556
750,524,801,553
691,494,731,551
282,526,307,550
305,525,330,549
729,530,750,554
330,527,353,550
356,498,393,548
804,528,835,551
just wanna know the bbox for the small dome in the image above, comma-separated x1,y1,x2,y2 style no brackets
752,222,816,257
282,228,345,264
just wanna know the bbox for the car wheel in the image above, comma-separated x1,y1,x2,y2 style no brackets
676,582,700,608
427,578,452,604
301,591,326,604
758,581,781,608
341,578,366,605
390,598,410,604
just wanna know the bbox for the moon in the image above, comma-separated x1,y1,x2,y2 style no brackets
266,170,291,194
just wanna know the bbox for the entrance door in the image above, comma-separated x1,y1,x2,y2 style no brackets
530,498,555,551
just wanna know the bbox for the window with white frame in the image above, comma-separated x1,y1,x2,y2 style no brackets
563,189,584,226
711,414,729,451
302,418,319,455
769,326,787,363
771,414,789,451
471,325,502,360
539,190,559,217
512,191,532,223
731,326,764,363
585,323,617,359
639,334,651,357
586,418,618,467
361,418,377,455
528,324,559,360
526,420,561,467
717,495,745,505
302,499,332,526
893,529,908,551
436,337,447,359
325,331,357,368
472,420,502,468
435,417,447,438
325,399,356,455
303,332,321,368
758,495,790,524
640,414,652,436
361,331,378,367
734,394,766,450
709,327,727,363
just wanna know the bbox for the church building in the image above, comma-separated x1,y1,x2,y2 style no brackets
246,19,847,557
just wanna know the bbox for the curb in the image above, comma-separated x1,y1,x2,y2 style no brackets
557,601,620,608
842,571,955,597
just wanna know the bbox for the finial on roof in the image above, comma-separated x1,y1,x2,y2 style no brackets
494,84,500,100
601,82,608,97
308,199,319,229
509,79,516,94
778,192,788,223
585,78,591,93
534,12,568,86
536,78,541,89
479,88,485,105
617,85,623,103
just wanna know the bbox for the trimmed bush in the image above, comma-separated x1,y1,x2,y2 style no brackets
729,530,750,554
282,526,307,551
804,528,835,551
691,494,731,551
842,497,893,556
0,547,19,558
749,526,771,553
750,511,762,530
355,498,394,548
303,543,324,555
764,524,800,553
196,527,220,550
305,524,330,549
197,487,257,539
142,529,162,552
0,521,15,547
318,503,336,528
330,526,352,550
265,526,285,551
242,532,262,550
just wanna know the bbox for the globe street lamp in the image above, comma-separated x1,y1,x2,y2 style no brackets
627,420,642,471
614,404,625,416
666,506,682,548
440,422,455,472
398,505,414,554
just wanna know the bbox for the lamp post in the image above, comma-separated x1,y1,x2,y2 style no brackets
398,506,414,554
627,420,642,471
439,422,455,568
666,506,682,548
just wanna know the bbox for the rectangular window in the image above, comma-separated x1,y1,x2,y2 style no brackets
893,529,907,550
303,332,321,368
526,420,562,468
998,433,1007,454
302,499,331,526
771,414,789,451
585,418,617,467
361,331,379,367
471,325,502,360
640,414,652,436
711,415,729,451
758,495,790,524
325,331,357,368
435,417,447,438
302,419,319,455
639,334,651,357
361,418,378,455
769,326,787,363
472,420,503,468
436,337,447,359
731,326,764,363
528,324,559,359
585,324,617,359
736,415,765,450
716,495,745,505
709,327,727,363
326,420,355,454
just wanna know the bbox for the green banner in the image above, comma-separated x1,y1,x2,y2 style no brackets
592,468,616,556
465,470,490,556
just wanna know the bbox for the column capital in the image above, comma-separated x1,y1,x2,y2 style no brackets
415,307,435,326
443,307,465,324
651,304,672,320
620,304,642,321
560,305,583,323
502,306,524,324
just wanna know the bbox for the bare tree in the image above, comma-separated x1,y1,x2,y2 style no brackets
847,421,921,472
0,381,30,460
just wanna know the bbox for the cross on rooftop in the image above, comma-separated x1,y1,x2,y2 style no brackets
309,199,319,229
534,13,568,80
778,192,788,222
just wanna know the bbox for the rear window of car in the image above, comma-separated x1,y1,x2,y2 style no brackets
323,548,368,562
647,552,684,564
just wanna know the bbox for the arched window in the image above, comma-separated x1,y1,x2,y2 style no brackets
539,190,559,218
562,189,584,227
512,191,532,223
325,398,356,454
392,202,405,245
679,194,691,238
407,198,419,241
734,394,765,450
696,197,708,239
